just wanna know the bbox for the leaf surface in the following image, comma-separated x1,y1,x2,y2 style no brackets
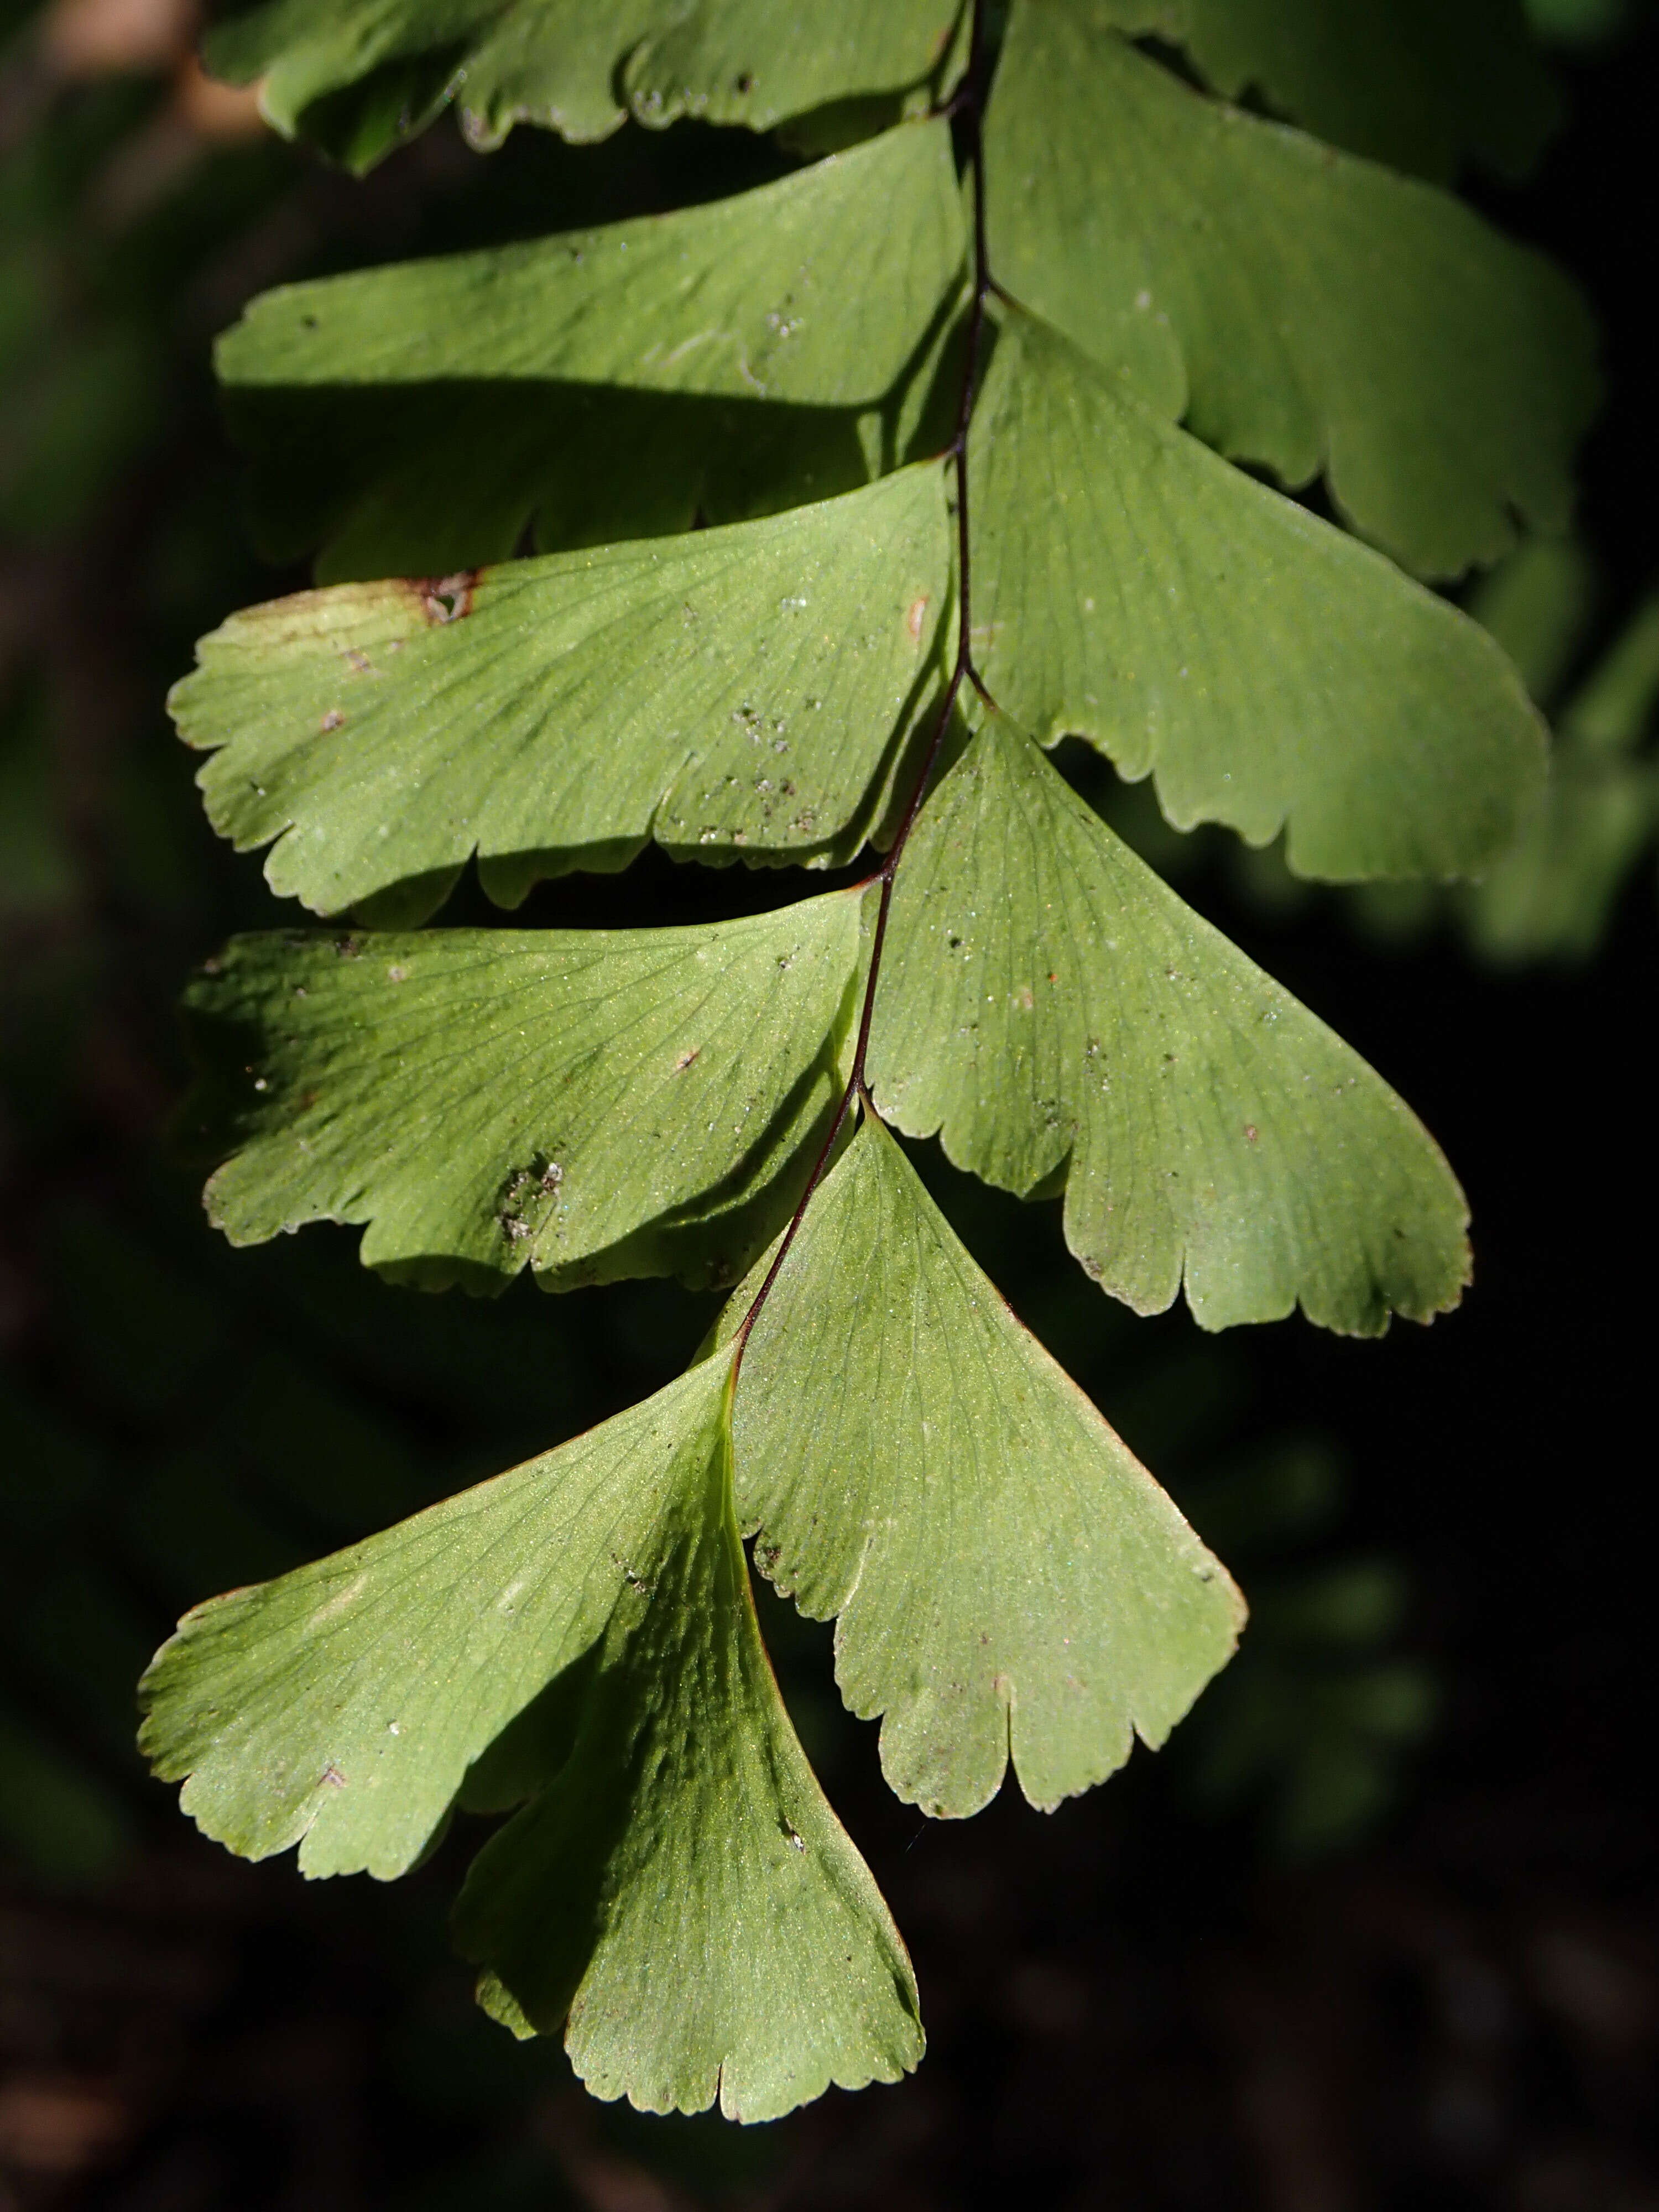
719,1115,1242,1817
138,1360,727,1879
212,123,967,571
223,291,967,583
218,122,964,410
984,8,1597,576
453,1359,922,2119
202,0,533,160
971,314,1545,880
183,895,861,1291
173,467,951,917
624,0,965,132
867,711,1470,1334
206,0,962,163
1089,0,1555,180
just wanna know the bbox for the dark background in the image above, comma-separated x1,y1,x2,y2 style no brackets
2,2,1655,2205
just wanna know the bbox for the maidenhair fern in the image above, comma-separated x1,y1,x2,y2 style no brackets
139,0,1597,2122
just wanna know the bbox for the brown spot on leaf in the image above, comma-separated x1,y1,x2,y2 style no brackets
1244,1124,1258,1144
674,1047,701,1073
907,594,930,643
320,708,344,732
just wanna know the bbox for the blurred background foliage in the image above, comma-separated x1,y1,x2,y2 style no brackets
1,0,1656,2204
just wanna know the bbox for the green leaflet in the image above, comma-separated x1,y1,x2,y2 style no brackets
218,122,963,409
171,467,951,917
206,0,962,166
140,1355,923,2116
213,121,967,573
971,314,1546,881
625,1,966,133
182,894,861,1292
138,1362,728,1878
202,0,637,166
866,711,1470,1334
1090,0,1556,181
984,9,1597,577
718,1114,1243,1818
453,1360,922,2119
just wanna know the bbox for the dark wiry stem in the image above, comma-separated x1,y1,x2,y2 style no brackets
734,0,995,1365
